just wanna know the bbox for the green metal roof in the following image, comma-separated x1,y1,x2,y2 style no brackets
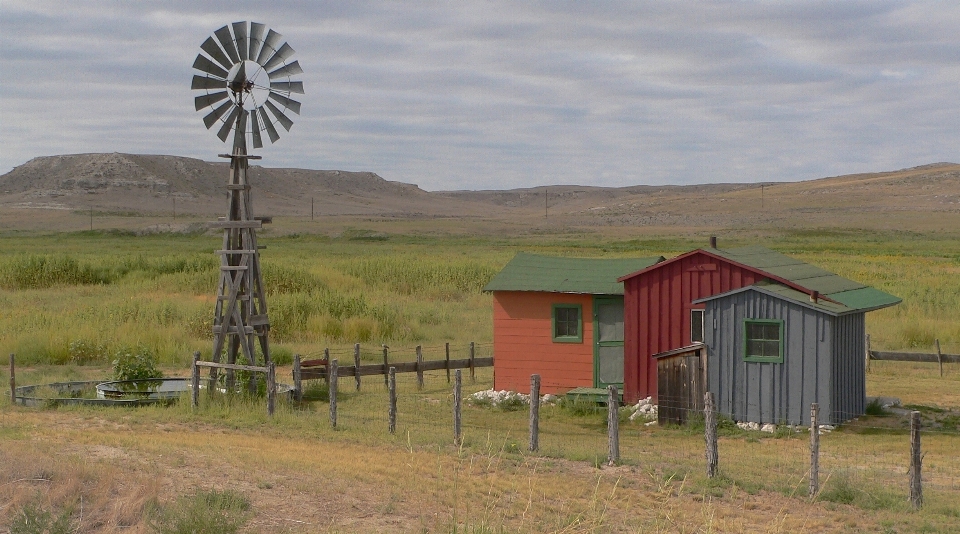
709,246,901,312
483,252,664,295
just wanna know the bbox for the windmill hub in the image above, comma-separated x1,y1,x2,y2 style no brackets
226,60,268,110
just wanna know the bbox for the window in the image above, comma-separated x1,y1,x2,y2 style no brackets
743,319,784,363
691,309,704,343
552,304,582,343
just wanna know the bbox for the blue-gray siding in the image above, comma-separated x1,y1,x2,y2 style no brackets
704,290,865,425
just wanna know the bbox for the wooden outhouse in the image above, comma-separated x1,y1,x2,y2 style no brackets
694,281,897,425
618,244,900,405
484,253,663,394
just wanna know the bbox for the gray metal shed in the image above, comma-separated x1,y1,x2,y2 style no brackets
694,280,898,426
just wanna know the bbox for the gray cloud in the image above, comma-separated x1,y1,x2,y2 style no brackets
1,0,958,190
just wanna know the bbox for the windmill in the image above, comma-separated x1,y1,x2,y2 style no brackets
191,21,303,388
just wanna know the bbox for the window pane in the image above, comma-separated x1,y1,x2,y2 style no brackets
691,310,704,343
598,303,623,342
745,320,782,360
762,324,780,341
597,345,624,384
555,307,579,338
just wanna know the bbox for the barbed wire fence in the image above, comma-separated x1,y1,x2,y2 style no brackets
271,344,960,514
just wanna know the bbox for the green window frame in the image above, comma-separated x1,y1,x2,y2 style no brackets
743,319,784,363
552,304,583,343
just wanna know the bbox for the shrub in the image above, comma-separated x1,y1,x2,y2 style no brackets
112,346,163,381
10,499,72,534
148,489,250,534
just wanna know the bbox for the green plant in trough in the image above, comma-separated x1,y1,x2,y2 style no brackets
112,346,163,381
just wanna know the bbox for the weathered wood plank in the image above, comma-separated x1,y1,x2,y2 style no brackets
195,361,267,373
871,351,960,363
809,403,819,497
209,221,262,229
300,357,495,380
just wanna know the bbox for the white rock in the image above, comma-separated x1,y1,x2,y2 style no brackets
760,423,776,433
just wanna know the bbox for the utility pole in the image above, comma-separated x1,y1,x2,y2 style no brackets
545,188,548,219
761,184,764,210
311,197,314,221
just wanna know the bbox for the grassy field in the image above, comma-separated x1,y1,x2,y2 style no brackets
2,223,959,532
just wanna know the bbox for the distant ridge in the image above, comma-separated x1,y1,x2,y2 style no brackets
1,153,958,230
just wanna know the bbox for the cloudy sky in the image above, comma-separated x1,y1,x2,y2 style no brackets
2,1,958,190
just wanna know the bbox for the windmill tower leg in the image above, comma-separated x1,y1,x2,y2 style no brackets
211,120,271,390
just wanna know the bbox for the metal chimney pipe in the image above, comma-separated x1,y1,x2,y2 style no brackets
810,290,819,303
710,236,718,249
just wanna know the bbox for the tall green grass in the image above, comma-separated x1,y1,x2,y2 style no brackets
0,229,957,365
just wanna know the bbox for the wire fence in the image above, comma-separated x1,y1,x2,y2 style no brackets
281,364,960,514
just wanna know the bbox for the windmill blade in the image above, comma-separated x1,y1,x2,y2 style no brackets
191,75,226,91
200,37,233,71
215,25,240,64
262,42,296,72
193,54,228,79
267,61,303,80
195,91,228,111
259,107,281,143
248,22,266,62
250,107,264,148
264,100,294,131
203,100,234,129
231,61,247,87
255,29,283,65
269,81,304,94
234,109,248,150
217,105,241,142
232,21,249,61
268,91,301,114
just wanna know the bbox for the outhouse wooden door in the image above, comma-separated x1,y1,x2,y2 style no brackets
593,297,624,389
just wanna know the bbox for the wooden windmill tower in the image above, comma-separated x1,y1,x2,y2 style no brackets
190,22,304,385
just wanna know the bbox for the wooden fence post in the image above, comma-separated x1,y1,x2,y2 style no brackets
935,339,943,378
324,348,331,387
416,345,424,390
607,385,619,465
329,359,338,428
267,362,276,417
383,345,390,387
9,354,16,406
809,403,819,497
469,342,476,383
191,352,200,410
445,342,451,384
529,374,540,452
704,391,718,478
354,343,362,391
388,366,397,434
454,369,462,445
865,333,871,373
910,411,922,509
293,354,302,402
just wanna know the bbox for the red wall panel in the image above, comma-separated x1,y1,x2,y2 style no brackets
622,251,762,402
492,291,595,394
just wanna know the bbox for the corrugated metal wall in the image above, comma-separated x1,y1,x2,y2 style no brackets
705,290,849,425
831,313,865,423
623,251,762,403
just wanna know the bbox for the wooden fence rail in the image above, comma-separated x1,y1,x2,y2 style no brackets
869,351,959,364
300,357,493,380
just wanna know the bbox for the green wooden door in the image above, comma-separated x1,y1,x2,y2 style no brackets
593,296,624,388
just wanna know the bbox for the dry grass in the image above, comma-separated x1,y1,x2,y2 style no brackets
3,361,960,532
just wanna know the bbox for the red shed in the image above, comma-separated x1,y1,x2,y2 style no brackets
484,253,663,394
618,244,844,403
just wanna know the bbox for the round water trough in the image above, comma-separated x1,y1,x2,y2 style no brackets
96,378,190,401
